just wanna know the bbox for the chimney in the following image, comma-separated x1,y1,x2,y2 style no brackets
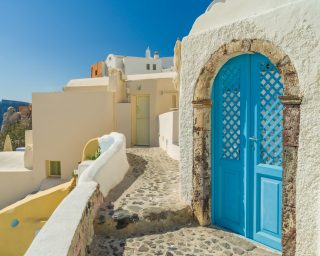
154,51,159,59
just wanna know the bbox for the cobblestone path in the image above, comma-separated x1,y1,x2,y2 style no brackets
89,148,280,256
112,147,186,213
89,226,279,256
94,147,192,237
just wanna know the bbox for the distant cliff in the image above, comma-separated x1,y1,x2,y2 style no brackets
0,99,30,125
0,104,32,151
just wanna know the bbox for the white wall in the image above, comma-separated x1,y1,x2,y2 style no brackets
106,54,173,76
106,54,125,73
0,152,41,209
190,0,297,35
159,111,180,160
25,181,99,256
179,0,320,254
26,133,129,256
78,133,129,196
123,57,162,75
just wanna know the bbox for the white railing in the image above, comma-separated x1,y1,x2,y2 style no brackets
25,132,129,256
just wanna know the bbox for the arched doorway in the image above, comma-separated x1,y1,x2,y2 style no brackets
191,39,301,255
211,53,283,250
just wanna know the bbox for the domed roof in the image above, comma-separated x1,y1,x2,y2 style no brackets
190,0,298,35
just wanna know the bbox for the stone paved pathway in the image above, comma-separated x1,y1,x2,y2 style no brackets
94,148,192,236
89,226,279,256
113,147,185,212
89,148,280,256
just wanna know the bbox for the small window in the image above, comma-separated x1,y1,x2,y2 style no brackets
46,160,61,177
153,64,156,70
146,64,150,70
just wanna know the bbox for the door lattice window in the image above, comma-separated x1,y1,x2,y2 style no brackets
221,66,241,160
259,62,284,166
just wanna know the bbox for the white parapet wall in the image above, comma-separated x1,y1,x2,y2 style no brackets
25,132,129,256
0,152,41,209
159,110,180,160
78,132,130,196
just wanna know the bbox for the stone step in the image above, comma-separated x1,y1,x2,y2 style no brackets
93,147,194,238
88,226,281,256
94,204,194,238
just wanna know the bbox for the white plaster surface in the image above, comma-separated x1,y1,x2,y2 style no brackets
126,72,175,81
159,111,180,160
179,0,320,255
26,132,129,255
78,133,129,197
106,53,173,76
0,152,27,171
192,0,300,35
77,160,94,178
64,77,109,89
24,144,33,169
0,152,42,209
25,181,98,256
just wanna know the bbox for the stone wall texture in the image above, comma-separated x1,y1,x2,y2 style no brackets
68,186,104,256
25,182,104,256
179,1,320,255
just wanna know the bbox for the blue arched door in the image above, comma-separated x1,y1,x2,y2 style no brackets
212,53,283,251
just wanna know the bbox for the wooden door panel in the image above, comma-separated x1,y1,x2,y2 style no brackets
251,54,283,251
212,55,249,236
136,95,150,146
212,54,283,251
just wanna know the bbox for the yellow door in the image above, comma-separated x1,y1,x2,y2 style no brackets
136,95,150,146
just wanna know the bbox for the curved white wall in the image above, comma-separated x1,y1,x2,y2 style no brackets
78,132,129,196
26,132,129,256
191,0,302,35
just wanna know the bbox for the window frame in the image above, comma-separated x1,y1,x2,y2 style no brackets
46,160,61,177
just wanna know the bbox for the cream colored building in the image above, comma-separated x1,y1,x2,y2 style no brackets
32,68,177,181
32,91,115,181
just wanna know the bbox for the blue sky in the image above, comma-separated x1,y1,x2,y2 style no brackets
0,0,211,102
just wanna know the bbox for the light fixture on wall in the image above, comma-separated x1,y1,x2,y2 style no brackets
138,85,142,90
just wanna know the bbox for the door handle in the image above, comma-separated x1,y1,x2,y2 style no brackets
249,136,258,142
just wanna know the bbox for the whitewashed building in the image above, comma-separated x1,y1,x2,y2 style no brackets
106,48,173,76
179,0,320,255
